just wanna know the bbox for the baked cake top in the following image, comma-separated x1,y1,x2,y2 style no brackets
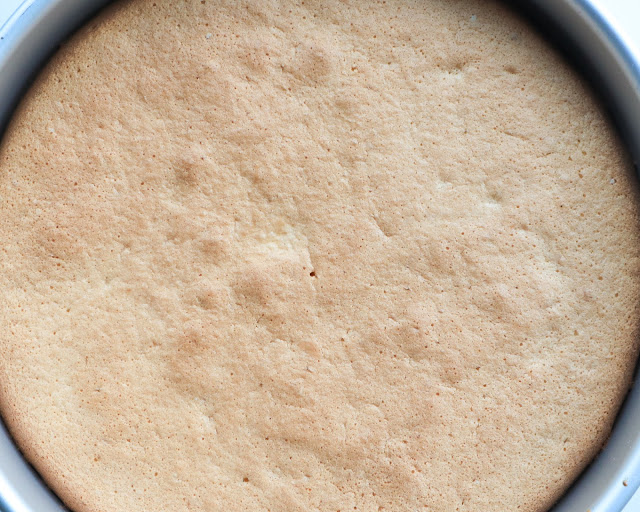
1,1,639,511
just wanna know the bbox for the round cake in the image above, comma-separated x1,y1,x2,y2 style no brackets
1,0,639,511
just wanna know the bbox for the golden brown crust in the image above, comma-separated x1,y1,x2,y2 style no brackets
1,1,640,511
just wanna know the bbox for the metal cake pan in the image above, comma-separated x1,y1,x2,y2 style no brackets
1,1,640,511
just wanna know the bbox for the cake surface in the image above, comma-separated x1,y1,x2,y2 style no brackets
1,0,640,511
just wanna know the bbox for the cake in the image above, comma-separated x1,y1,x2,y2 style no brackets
1,0,639,511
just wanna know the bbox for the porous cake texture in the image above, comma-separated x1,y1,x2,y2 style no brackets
1,1,640,511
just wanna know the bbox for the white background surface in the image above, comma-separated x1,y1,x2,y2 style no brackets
1,0,640,510
0,1,22,29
